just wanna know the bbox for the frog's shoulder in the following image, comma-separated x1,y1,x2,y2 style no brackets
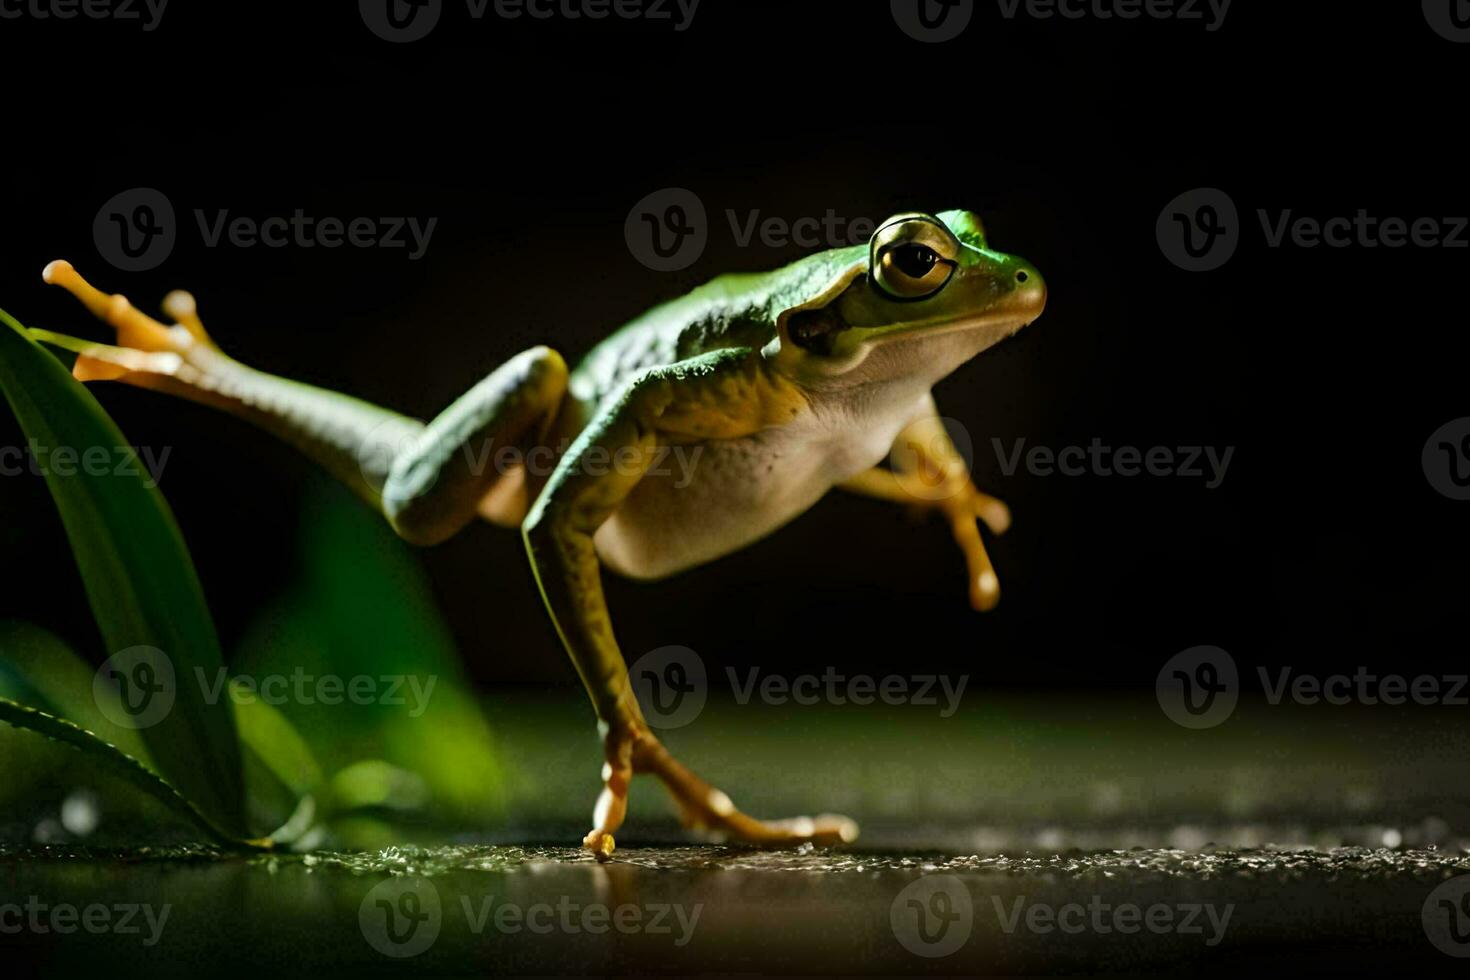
570,248,865,406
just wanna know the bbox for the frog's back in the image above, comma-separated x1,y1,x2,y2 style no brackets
567,248,864,409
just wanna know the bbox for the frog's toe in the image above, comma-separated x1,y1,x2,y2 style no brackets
638,739,859,848
971,490,1011,535
582,829,617,863
39,261,227,387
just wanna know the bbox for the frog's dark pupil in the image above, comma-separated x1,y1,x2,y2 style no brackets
893,244,938,278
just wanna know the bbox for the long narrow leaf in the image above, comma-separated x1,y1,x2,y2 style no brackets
0,697,264,847
0,308,247,837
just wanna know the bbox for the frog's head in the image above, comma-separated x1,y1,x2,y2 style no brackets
769,210,1045,387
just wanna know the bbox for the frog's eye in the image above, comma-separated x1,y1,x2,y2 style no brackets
869,215,960,301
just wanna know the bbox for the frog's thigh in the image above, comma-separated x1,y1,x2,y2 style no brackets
384,346,568,544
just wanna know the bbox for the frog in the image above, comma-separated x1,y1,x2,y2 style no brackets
35,209,1045,860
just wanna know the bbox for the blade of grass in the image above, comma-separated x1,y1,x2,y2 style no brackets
0,697,265,847
0,308,247,837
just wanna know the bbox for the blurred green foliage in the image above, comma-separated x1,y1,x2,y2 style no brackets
0,309,504,849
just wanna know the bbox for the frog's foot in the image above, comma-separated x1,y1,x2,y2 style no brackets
839,466,1010,611
941,483,1009,612
581,727,857,861
36,260,227,385
637,736,857,848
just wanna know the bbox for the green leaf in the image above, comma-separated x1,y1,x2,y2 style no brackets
231,677,324,799
0,308,247,838
0,619,152,764
0,697,261,847
236,479,505,821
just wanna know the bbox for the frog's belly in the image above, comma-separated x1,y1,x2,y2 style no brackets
594,424,888,580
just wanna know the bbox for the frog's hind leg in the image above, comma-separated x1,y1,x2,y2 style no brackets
38,260,566,540
380,345,568,543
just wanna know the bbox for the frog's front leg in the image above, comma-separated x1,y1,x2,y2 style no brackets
840,396,1011,611
523,360,856,860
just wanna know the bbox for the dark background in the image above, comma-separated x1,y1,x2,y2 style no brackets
0,1,1464,693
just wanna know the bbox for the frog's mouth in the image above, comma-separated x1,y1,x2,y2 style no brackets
787,304,851,356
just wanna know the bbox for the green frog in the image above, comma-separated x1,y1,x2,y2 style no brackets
37,209,1045,859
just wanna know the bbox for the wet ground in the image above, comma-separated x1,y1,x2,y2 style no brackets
4,694,1470,974
4,839,1468,975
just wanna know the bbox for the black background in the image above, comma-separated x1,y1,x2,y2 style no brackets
0,0,1464,693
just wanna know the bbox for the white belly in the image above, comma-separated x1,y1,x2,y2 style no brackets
594,394,926,580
